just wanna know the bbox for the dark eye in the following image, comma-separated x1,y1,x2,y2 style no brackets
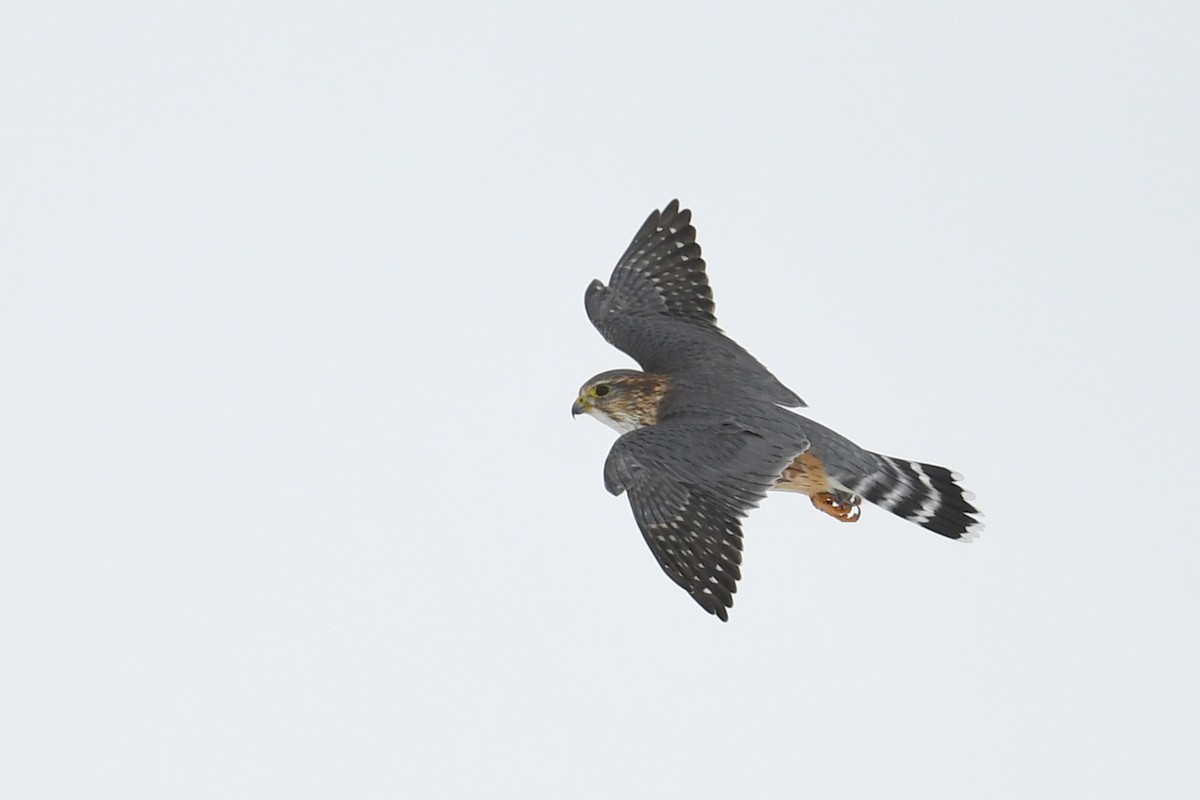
594,384,611,397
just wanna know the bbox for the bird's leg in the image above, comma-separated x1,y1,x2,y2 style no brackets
812,491,861,523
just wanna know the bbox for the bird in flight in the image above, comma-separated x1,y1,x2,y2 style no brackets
573,200,982,620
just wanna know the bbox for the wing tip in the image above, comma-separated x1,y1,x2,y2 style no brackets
697,592,731,621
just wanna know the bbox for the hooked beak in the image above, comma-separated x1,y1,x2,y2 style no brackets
571,398,587,417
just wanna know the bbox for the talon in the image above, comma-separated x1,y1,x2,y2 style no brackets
812,491,861,523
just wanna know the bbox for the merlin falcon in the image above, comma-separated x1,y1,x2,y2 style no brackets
573,200,983,621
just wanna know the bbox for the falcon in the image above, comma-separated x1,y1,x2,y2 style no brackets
573,200,983,621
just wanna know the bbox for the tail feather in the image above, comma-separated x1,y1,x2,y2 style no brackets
842,455,983,540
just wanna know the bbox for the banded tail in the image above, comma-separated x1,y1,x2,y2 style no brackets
840,455,983,540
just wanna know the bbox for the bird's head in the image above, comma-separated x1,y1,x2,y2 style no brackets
572,369,670,433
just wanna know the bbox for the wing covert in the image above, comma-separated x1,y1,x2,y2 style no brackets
603,417,808,620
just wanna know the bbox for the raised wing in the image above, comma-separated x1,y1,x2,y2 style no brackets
585,200,805,408
603,416,809,620
586,199,716,329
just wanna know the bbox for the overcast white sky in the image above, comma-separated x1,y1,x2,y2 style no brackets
2,2,1198,798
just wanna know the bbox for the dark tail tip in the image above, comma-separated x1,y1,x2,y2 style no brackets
854,456,984,540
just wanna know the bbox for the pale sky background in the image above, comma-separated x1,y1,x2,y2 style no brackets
2,2,1198,798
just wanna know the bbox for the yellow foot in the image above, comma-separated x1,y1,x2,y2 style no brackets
812,491,861,523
